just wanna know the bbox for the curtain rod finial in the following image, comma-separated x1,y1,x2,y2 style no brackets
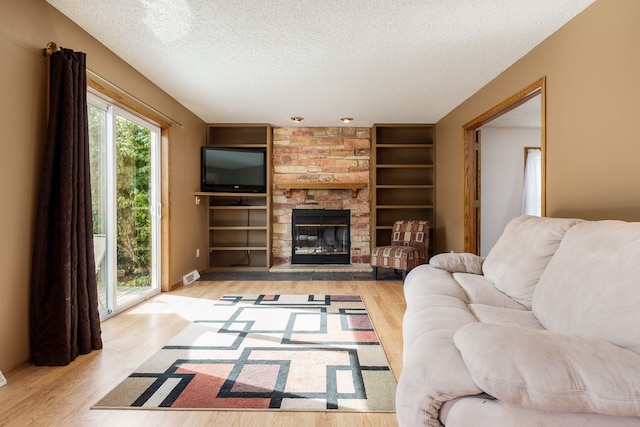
43,42,58,56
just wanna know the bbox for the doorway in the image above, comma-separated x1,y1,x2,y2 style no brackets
478,97,541,255
462,78,546,254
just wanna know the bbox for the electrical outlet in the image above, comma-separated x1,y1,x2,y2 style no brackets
195,196,201,205
196,249,200,258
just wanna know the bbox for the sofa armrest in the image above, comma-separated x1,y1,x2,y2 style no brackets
453,322,640,417
429,252,484,274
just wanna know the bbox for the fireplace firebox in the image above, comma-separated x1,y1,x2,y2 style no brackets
292,209,350,264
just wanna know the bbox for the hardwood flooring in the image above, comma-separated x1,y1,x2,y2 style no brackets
0,279,405,427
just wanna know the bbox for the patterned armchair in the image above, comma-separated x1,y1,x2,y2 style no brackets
370,220,430,280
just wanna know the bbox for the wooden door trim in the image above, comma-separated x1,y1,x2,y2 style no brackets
462,77,546,253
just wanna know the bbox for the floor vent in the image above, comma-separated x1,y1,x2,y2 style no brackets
182,270,200,285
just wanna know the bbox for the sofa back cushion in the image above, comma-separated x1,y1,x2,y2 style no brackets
532,220,640,353
482,216,583,308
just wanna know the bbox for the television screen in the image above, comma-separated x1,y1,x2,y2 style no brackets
201,147,267,193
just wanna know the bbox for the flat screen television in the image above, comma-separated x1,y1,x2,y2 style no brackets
200,146,267,193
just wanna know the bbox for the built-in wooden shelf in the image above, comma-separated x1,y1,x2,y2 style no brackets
371,124,436,252
202,124,272,272
278,182,367,198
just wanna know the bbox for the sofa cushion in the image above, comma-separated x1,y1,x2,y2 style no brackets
467,304,543,329
454,323,640,417
453,273,528,310
532,220,640,353
482,215,583,308
429,252,484,274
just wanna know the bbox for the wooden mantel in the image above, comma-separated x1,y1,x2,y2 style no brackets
278,182,367,198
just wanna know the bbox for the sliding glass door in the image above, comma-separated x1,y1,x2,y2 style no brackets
88,93,161,318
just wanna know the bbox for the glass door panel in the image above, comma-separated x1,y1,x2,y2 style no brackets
88,101,109,317
88,93,160,319
291,209,350,264
115,115,155,306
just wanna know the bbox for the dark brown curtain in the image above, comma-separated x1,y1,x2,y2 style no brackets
30,48,102,366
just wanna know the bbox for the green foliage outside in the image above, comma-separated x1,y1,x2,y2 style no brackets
88,105,106,236
88,106,152,288
115,117,151,287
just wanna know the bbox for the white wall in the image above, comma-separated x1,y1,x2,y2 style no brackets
479,126,540,255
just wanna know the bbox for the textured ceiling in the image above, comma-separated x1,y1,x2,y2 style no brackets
46,0,594,127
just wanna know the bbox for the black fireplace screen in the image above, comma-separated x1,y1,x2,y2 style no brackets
292,209,350,264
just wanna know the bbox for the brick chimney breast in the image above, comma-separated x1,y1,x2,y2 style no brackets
272,127,371,266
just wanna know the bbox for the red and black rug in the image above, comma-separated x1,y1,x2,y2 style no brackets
94,294,396,412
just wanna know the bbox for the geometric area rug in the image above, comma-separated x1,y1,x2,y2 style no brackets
93,294,397,412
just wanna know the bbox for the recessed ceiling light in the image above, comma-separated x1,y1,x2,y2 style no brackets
291,116,304,123
340,117,354,123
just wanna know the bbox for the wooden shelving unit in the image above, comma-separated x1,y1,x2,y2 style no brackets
371,124,435,254
200,124,272,271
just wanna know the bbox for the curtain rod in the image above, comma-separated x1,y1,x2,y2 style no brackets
42,41,184,128
86,69,184,128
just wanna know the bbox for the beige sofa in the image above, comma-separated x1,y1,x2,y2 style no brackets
396,215,640,426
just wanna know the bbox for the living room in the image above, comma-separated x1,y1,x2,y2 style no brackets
1,0,639,424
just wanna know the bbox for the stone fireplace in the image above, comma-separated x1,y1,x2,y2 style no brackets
271,127,371,266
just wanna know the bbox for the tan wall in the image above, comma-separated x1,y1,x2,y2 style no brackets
435,0,640,252
0,0,207,372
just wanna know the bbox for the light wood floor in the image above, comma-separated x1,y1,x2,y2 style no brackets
0,279,405,427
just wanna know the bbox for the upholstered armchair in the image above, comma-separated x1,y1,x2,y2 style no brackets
370,220,430,280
